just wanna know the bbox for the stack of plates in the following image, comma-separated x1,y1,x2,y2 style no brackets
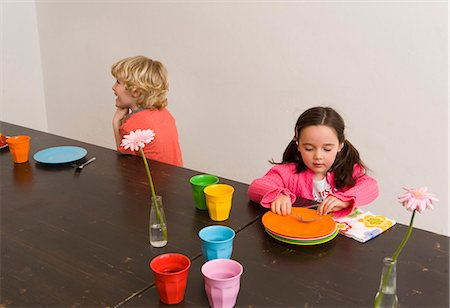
262,208,338,245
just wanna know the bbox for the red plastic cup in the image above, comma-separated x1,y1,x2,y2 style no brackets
6,136,30,163
150,253,191,305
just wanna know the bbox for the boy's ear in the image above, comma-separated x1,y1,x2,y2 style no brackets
131,89,141,98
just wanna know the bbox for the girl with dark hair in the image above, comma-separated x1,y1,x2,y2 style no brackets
248,107,379,217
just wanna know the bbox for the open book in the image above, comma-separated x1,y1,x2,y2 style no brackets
333,208,396,243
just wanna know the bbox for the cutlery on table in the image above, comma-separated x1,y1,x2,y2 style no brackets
292,213,321,223
73,157,96,170
292,203,319,209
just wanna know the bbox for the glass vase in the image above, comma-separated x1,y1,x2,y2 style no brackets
374,257,398,308
149,195,168,247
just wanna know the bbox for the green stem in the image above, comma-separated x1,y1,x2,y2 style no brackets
392,210,415,262
140,148,167,240
374,210,415,307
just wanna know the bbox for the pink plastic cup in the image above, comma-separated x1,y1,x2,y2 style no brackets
201,258,243,308
150,253,191,305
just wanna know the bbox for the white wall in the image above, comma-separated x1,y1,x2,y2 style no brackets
1,0,47,131
2,1,448,236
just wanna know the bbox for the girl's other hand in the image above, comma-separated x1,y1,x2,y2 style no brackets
270,194,292,216
317,196,351,216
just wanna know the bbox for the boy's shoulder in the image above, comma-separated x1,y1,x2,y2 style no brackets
122,108,175,129
127,108,171,119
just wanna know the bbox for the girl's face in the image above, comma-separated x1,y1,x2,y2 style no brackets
297,125,343,180
112,79,139,110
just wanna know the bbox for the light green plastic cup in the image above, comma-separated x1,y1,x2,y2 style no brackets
190,174,219,210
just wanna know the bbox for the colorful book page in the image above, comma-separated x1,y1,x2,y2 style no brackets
333,208,396,243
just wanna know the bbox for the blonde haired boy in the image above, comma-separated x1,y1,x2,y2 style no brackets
112,56,183,166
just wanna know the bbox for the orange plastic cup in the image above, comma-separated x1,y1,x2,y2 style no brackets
6,136,30,163
150,253,191,305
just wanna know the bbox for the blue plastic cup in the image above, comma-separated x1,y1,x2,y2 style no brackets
198,225,235,261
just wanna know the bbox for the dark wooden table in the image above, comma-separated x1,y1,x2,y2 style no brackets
0,122,264,307
1,122,448,308
125,218,449,307
232,222,449,307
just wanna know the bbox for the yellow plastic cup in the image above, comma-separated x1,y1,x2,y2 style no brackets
204,184,235,221
6,136,30,163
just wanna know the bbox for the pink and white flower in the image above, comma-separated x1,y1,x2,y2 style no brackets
120,129,155,152
120,129,167,245
375,187,438,306
398,187,438,213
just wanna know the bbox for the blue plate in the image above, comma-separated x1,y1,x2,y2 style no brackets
33,146,87,164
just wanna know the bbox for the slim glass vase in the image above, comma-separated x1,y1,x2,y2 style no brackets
149,196,168,248
374,257,398,308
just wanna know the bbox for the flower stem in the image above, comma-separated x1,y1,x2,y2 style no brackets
140,148,167,240
392,210,415,262
374,210,415,307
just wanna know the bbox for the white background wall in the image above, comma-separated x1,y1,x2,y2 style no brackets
2,0,47,131
2,1,448,236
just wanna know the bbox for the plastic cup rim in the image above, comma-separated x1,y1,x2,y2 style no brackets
150,253,191,275
199,225,235,243
6,136,30,144
201,258,243,281
190,174,219,186
203,184,234,196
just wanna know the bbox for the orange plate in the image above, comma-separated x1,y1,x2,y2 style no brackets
261,208,336,239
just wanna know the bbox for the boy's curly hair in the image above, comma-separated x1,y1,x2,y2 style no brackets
111,56,169,109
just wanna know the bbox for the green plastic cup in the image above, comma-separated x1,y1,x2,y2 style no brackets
190,174,219,210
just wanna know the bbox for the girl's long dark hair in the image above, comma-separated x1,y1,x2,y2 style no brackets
271,107,366,189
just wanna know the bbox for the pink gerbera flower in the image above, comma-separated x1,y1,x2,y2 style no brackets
120,129,155,152
398,187,438,213
375,187,438,306
120,129,167,245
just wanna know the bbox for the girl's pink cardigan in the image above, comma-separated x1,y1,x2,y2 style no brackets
247,163,379,217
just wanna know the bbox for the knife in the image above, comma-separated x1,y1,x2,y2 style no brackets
292,198,319,209
293,203,319,209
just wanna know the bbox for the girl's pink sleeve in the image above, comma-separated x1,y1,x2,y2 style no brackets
331,165,379,217
247,165,296,208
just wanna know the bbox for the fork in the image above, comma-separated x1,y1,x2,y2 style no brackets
73,157,96,170
292,213,321,223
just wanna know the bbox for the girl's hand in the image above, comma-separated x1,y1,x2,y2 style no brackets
317,196,351,216
270,194,292,216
